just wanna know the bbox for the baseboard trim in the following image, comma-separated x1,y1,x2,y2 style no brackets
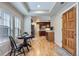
54,43,61,47
55,43,72,56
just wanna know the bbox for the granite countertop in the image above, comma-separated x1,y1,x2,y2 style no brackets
39,28,54,32
46,30,54,32
39,30,54,32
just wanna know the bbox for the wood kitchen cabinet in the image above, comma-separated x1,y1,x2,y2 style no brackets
46,32,54,43
39,31,46,36
37,22,50,36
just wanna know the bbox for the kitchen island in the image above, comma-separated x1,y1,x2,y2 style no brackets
39,30,54,42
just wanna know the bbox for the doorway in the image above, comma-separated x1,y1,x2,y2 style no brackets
62,7,76,55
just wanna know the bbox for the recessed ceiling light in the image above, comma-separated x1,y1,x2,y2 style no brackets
37,5,40,8
33,11,47,14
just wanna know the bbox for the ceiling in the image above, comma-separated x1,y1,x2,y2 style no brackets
10,2,29,16
26,2,56,16
27,2,55,11
10,2,56,16
9,2,75,16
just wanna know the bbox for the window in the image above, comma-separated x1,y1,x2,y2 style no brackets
0,10,21,42
10,16,13,36
15,17,21,39
0,10,13,42
0,11,3,38
3,12,10,37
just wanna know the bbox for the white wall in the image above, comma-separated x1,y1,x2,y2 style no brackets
38,15,50,22
50,15,55,27
24,16,31,35
23,15,50,36
53,14,62,47
0,2,24,55
52,3,76,47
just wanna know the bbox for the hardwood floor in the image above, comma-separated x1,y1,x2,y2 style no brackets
8,36,71,56
26,36,58,56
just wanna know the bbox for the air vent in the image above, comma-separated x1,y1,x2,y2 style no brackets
60,2,64,4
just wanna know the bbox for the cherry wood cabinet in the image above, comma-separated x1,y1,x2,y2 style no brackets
39,31,46,36
37,22,50,36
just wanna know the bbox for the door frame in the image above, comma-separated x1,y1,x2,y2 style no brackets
61,3,78,55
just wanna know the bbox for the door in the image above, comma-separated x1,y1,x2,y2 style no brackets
62,7,76,55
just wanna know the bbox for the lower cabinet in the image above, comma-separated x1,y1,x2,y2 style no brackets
39,31,46,36
46,31,54,43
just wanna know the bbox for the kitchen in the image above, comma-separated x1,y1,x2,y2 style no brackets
31,16,54,42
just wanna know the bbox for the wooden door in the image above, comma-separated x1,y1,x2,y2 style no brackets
62,7,76,55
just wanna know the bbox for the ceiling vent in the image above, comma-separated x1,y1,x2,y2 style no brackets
60,2,64,4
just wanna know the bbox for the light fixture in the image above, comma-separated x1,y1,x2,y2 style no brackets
37,5,40,8
33,11,46,13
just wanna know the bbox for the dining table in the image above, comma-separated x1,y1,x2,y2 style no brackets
18,35,33,51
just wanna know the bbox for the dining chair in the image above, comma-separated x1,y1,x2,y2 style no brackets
9,36,25,56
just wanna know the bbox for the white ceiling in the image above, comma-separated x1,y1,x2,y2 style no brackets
27,2,56,15
10,2,29,16
27,2,55,11
9,2,75,16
